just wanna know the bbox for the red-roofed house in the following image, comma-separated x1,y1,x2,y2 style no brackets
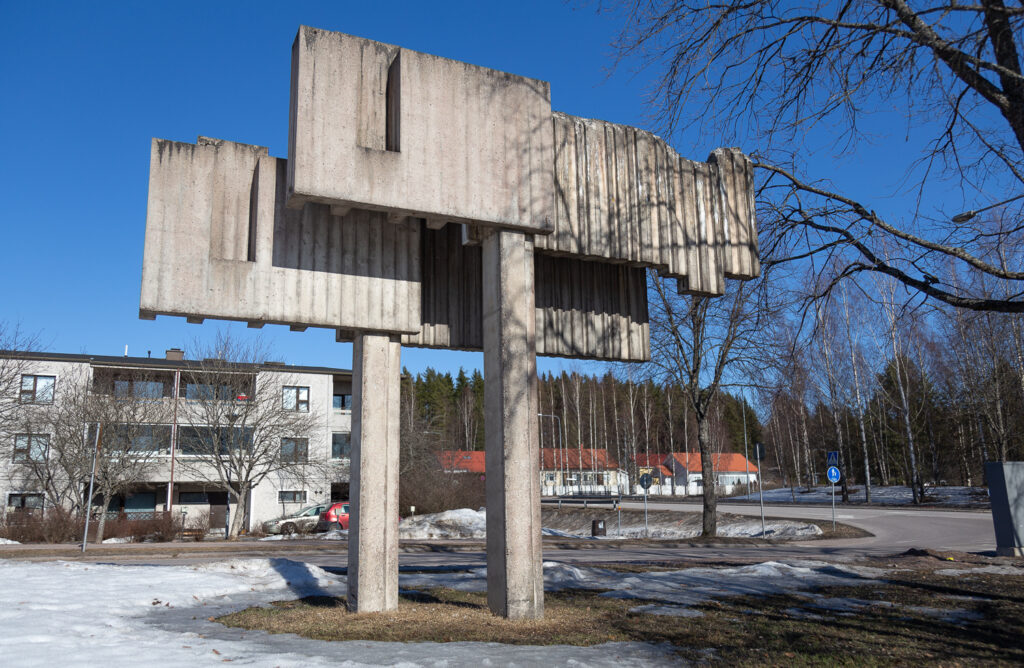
634,452,759,495
436,450,487,474
539,448,622,495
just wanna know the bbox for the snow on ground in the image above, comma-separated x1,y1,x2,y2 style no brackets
0,558,681,667
729,485,988,506
399,508,487,539
936,565,1024,577
102,536,134,544
258,529,348,541
403,508,821,540
0,537,20,544
401,560,889,617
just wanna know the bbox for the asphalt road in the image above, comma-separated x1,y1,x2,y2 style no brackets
11,501,993,570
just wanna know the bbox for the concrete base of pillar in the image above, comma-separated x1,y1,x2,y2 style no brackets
348,333,402,613
482,229,544,620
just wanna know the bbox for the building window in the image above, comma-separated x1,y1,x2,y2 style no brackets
281,437,309,464
544,472,556,484
282,386,309,412
178,492,208,504
332,393,353,410
583,472,597,484
331,432,351,460
279,490,307,504
13,434,49,462
7,493,44,510
114,379,165,399
20,375,55,404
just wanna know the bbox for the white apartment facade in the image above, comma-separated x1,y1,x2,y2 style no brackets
0,348,353,532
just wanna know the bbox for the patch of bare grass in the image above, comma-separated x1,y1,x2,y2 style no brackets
218,566,1024,664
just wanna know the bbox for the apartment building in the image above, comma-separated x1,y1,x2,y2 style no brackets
0,348,353,531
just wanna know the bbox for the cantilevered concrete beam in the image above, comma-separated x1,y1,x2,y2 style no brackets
348,332,402,612
482,229,544,619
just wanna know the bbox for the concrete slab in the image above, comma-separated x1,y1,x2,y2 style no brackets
287,26,554,235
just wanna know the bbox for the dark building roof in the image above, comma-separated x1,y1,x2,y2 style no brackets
0,349,351,376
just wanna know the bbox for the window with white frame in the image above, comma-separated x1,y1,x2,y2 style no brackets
20,375,55,404
13,434,49,462
278,490,306,504
331,432,351,460
282,385,309,412
544,472,556,484
281,437,309,464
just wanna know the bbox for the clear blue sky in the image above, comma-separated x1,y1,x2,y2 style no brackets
0,1,948,377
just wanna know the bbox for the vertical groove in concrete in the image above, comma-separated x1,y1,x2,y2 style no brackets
400,228,649,361
535,112,759,295
482,229,543,620
348,332,401,613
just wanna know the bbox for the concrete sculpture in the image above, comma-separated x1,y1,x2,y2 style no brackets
141,26,759,619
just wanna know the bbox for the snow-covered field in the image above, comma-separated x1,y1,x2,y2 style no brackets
730,485,988,507
0,556,899,667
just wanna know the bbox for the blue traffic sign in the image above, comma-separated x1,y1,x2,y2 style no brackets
827,466,841,484
826,451,840,468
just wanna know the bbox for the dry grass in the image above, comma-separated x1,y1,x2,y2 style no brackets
218,563,1024,665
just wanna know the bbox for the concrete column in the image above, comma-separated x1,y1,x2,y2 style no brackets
348,332,402,612
482,229,544,619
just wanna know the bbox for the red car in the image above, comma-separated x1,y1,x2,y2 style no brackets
316,502,350,531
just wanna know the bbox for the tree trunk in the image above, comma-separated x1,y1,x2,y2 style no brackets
697,408,717,537
94,490,111,543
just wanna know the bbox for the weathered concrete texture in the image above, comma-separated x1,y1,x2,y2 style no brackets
395,226,650,361
986,461,1024,557
287,26,554,235
141,137,421,334
348,333,402,612
536,112,759,296
482,229,544,619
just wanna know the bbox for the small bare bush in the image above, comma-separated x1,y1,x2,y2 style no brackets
0,509,83,544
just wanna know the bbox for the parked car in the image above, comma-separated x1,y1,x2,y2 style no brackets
315,501,350,532
262,503,328,535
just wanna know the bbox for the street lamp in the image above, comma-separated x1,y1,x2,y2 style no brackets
951,193,1024,223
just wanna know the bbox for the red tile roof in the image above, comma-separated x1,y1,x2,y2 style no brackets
436,450,487,473
539,448,618,470
637,452,758,474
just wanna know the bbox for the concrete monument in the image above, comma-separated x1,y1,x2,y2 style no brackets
141,26,759,619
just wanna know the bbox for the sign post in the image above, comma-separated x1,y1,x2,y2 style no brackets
754,442,767,537
827,465,841,532
639,473,653,538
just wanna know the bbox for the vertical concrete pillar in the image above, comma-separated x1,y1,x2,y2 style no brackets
348,332,402,612
482,229,544,619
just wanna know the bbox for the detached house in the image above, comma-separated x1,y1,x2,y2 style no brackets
634,452,759,495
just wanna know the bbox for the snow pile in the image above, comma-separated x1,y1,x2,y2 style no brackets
257,529,348,542
102,536,134,544
730,485,988,506
399,508,487,539
0,558,680,666
0,537,20,545
401,508,821,540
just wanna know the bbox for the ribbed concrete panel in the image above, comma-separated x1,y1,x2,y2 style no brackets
536,112,759,296
396,227,648,361
141,137,420,334
288,26,554,234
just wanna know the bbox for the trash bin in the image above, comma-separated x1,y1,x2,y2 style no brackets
591,519,606,537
